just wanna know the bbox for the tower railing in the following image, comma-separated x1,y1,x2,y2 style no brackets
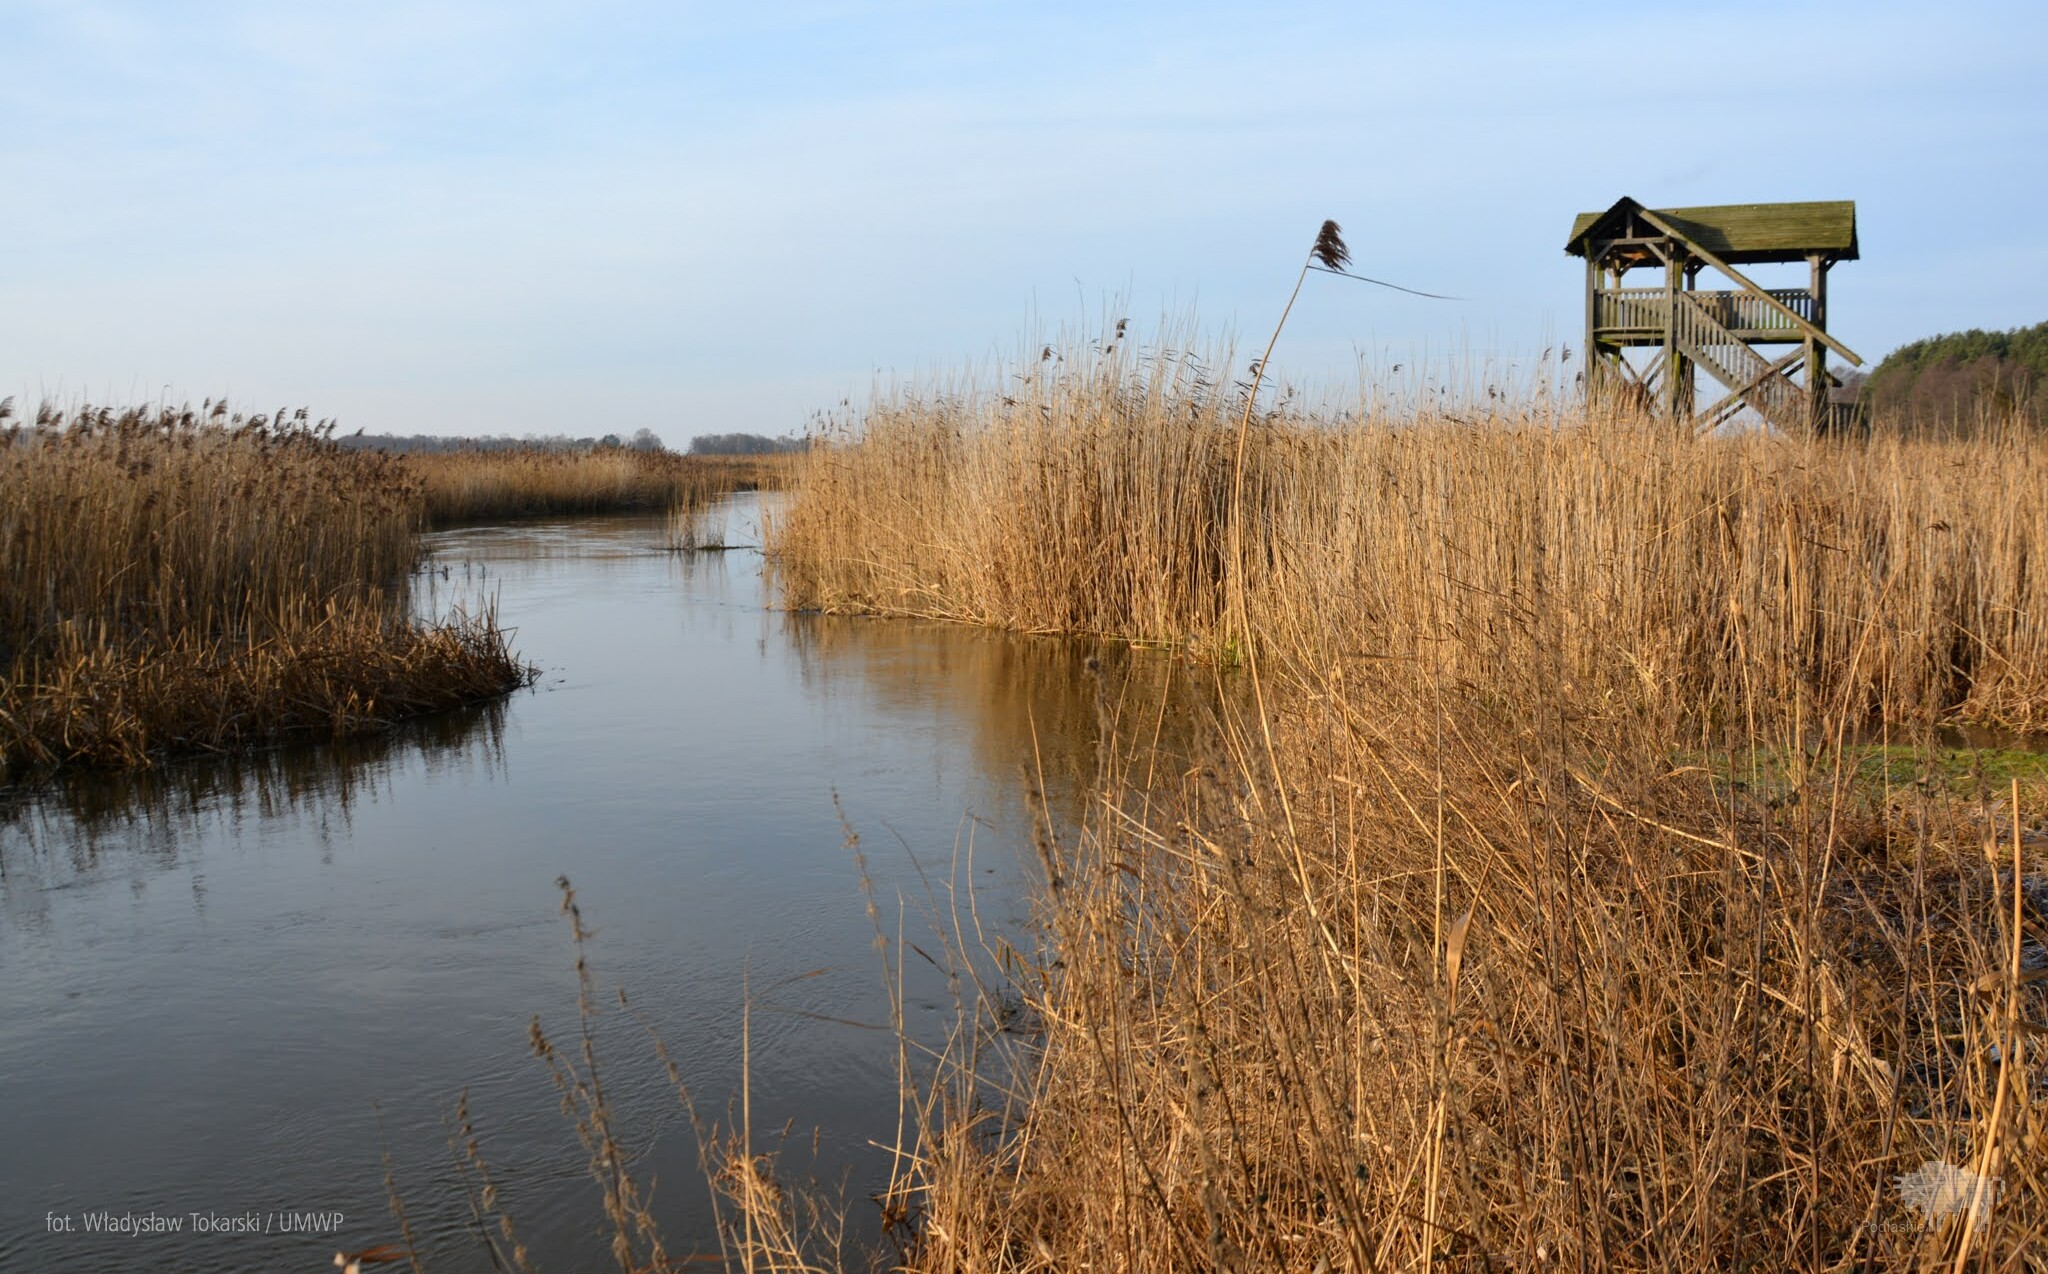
1594,288,1817,336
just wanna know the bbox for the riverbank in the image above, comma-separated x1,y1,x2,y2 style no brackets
759,344,2048,1267
0,404,535,778
874,646,2047,1270
772,340,2048,732
410,449,793,527
0,410,791,779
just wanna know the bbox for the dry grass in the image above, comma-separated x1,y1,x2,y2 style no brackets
0,402,529,776
0,409,793,777
756,337,2048,1269
408,448,794,527
771,338,2048,732
883,657,2048,1270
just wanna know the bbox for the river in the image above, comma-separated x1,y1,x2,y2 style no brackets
0,494,1187,1273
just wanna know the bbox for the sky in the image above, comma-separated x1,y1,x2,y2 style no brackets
3,0,2043,443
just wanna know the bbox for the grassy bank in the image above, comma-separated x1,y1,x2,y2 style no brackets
0,403,530,777
753,343,2048,1267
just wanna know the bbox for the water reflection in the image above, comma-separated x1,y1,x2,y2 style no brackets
1,702,508,891
783,613,1211,841
0,496,1196,1274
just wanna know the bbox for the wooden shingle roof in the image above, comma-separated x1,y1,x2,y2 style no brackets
1566,198,1858,263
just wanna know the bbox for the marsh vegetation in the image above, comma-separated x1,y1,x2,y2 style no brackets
10,330,2046,1270
0,405,780,778
749,336,2048,1268
0,403,527,776
353,336,2048,1270
409,448,791,527
774,336,2048,731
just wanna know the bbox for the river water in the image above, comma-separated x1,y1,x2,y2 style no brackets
0,494,1185,1273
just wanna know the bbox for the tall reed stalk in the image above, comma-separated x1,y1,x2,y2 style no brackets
877,620,2047,1269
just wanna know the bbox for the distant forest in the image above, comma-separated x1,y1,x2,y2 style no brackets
337,428,666,454
1857,320,2047,430
687,432,808,455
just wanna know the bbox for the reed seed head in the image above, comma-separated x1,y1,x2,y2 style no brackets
1311,219,1350,272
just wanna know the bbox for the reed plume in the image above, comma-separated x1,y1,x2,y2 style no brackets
1310,218,1351,271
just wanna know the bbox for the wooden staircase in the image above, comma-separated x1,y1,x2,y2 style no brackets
1671,292,1810,432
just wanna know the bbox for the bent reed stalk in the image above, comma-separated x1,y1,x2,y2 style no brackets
0,402,530,777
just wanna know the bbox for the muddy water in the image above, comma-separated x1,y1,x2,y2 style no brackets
0,494,1196,1273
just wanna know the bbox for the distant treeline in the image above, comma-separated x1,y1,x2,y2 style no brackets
688,432,809,455
1858,320,2046,431
337,428,667,454
329,429,811,456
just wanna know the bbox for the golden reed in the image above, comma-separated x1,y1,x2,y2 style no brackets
772,335,2048,731
408,449,791,527
354,326,2047,1269
760,334,2048,1269
0,403,528,775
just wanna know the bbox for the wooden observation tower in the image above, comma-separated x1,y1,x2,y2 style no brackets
1565,198,1864,433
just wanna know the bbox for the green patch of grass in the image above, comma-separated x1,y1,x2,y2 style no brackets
1845,742,2048,800
1692,741,2048,807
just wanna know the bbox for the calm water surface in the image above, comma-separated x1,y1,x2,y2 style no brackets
0,495,1177,1273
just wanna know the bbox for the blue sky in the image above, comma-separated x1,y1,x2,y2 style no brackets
3,0,2042,441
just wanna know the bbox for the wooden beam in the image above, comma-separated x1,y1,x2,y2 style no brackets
1678,261,1697,417
1705,348,1807,426
1694,350,1808,436
1733,346,1807,402
1623,348,1666,392
1808,254,1830,433
1663,253,1681,418
1584,256,1599,402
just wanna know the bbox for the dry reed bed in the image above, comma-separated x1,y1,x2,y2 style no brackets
771,342,2048,731
409,448,791,527
886,659,2047,1269
0,403,528,776
750,345,2048,1269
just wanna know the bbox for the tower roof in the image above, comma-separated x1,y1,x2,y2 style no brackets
1566,197,1858,264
